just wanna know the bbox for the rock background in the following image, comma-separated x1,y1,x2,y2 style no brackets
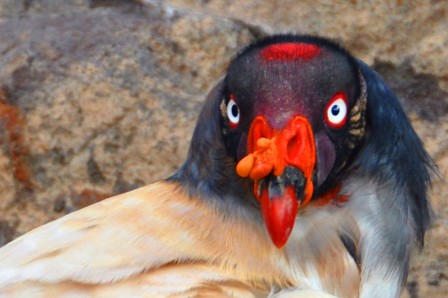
0,0,446,297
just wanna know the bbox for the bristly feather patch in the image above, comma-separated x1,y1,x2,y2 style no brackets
260,43,321,62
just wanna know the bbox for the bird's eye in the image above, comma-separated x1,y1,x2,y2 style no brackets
325,93,347,128
227,96,240,127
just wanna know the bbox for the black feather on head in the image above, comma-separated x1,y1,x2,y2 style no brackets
354,61,434,246
168,81,255,206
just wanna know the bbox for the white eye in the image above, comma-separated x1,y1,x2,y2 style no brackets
325,94,347,128
227,98,240,127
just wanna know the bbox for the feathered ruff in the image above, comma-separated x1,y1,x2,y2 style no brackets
0,180,360,297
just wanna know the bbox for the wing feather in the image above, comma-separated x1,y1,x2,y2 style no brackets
0,181,288,295
0,182,210,286
1,263,266,297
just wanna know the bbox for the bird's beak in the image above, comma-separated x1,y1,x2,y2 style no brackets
236,116,316,248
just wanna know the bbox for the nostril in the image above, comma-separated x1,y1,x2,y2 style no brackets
286,134,301,160
283,116,316,176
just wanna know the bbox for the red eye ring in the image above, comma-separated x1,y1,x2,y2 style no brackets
325,92,348,129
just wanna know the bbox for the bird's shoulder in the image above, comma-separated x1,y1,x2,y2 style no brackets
0,182,215,285
0,181,291,295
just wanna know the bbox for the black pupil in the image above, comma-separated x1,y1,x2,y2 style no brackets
231,104,239,117
331,105,340,116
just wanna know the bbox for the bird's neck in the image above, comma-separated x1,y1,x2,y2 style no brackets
167,149,258,212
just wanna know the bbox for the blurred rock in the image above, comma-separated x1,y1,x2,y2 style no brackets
0,0,446,297
0,0,253,235
165,0,448,91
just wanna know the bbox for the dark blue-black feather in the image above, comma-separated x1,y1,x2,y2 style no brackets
168,82,254,207
355,61,434,246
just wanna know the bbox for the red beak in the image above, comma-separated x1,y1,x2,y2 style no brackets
236,116,316,248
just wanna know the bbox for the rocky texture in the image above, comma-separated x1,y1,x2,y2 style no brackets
0,0,446,297
0,0,253,238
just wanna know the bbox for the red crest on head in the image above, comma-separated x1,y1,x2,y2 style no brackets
260,43,321,62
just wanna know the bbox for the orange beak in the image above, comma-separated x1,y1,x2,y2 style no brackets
236,116,316,248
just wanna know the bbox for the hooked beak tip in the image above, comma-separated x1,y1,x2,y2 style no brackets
260,184,299,248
